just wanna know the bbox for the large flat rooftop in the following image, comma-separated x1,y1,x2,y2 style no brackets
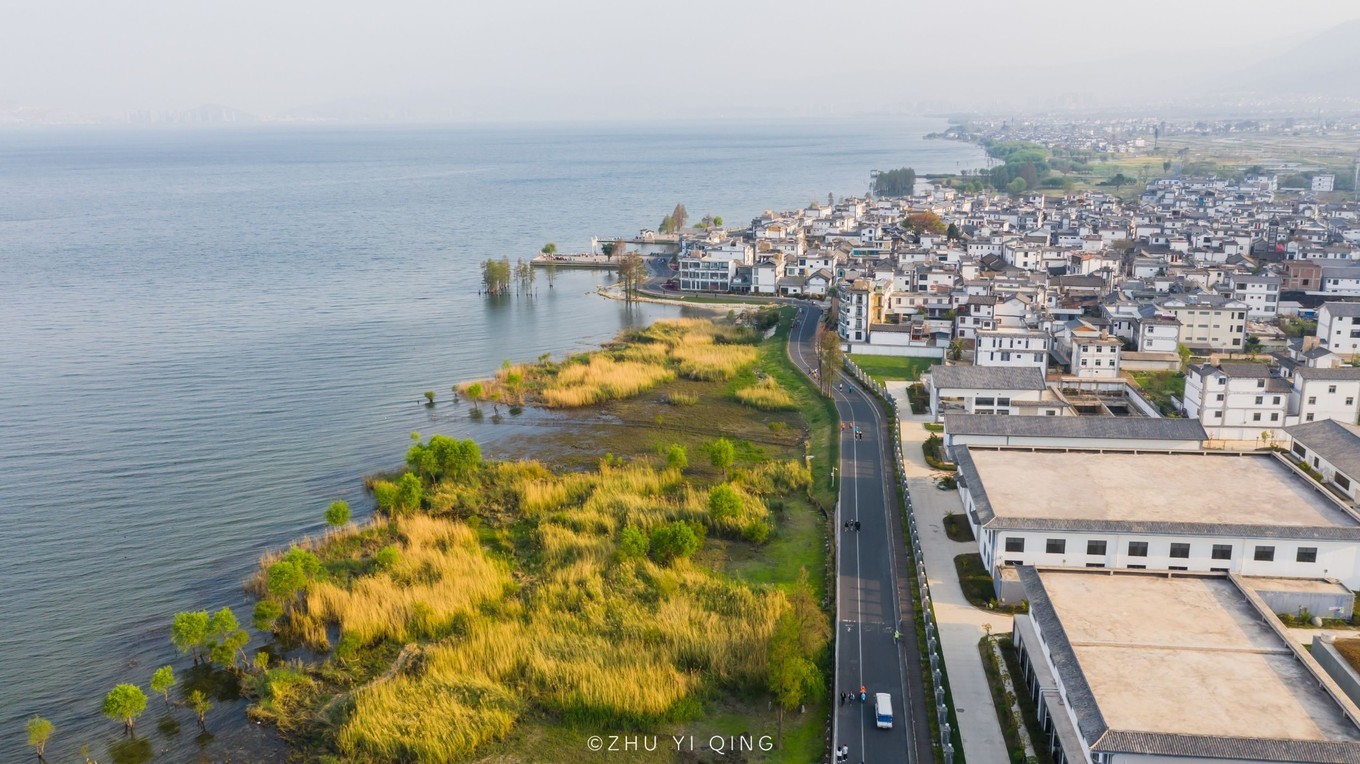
1027,569,1360,751
962,449,1359,532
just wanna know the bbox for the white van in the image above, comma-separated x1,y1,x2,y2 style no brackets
874,692,893,729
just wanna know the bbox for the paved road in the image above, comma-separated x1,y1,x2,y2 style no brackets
787,306,931,764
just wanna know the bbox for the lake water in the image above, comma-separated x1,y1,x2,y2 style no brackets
0,120,984,761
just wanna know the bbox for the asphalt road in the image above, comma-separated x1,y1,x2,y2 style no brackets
787,305,931,764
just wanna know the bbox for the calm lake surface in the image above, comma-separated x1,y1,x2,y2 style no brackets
0,120,984,761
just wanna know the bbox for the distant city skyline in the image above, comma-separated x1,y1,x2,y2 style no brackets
3,0,1360,124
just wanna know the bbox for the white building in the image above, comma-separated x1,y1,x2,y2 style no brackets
1134,314,1181,353
1156,294,1248,351
956,447,1360,588
1313,174,1337,192
1286,419,1360,503
1289,366,1360,426
1183,362,1290,441
941,415,1207,458
1065,324,1121,379
974,329,1049,372
1318,302,1360,358
925,366,1051,418
1013,567,1360,764
1225,273,1281,319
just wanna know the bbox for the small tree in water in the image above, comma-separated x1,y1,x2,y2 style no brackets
325,500,350,527
187,690,211,733
26,716,53,760
101,684,147,737
150,666,176,707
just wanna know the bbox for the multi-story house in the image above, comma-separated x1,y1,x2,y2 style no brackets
1183,362,1289,441
975,329,1049,373
1224,273,1281,319
1317,301,1360,358
1156,294,1248,352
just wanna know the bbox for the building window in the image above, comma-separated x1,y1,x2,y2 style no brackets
1256,378,1264,388
1046,539,1066,554
1087,540,1107,556
1308,396,1317,405
1211,567,1229,573
1128,541,1148,557
1212,544,1232,560
1252,413,1261,422
1085,563,1105,568
1169,566,1188,571
1254,546,1275,562
1004,559,1021,566
1215,393,1224,401
1337,474,1352,490
1329,385,1337,394
1170,543,1190,559
1004,537,1024,553
1254,396,1263,405
1127,564,1147,569
1307,414,1315,422
1297,547,1318,563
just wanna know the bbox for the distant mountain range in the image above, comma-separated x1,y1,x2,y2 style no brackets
1215,19,1360,101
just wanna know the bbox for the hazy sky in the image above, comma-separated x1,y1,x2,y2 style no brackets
3,0,1358,121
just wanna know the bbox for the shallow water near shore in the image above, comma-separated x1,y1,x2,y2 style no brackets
0,119,983,760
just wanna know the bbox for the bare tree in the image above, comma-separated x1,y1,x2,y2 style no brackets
816,327,842,396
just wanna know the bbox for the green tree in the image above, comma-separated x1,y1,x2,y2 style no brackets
375,544,401,570
872,167,916,196
150,666,176,706
207,607,249,667
707,437,735,477
1108,172,1131,192
25,716,53,760
712,216,723,227
102,684,148,737
481,257,512,296
186,690,211,733
1244,335,1263,357
816,326,842,396
767,570,829,747
665,443,688,471
708,483,742,523
394,472,423,515
252,599,283,632
325,500,350,528
1177,343,1192,371
649,521,701,565
659,214,674,234
947,340,964,362
464,382,485,413
170,611,210,665
618,525,649,560
1006,177,1028,194
540,242,556,256
945,222,960,240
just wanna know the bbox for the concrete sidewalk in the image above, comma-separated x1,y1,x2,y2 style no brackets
899,411,1012,764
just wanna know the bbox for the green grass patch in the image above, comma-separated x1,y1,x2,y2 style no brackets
1129,371,1186,416
980,635,1053,764
923,422,943,433
848,354,938,385
955,552,999,610
943,513,974,542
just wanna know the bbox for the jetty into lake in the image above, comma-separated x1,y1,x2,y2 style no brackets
532,232,681,269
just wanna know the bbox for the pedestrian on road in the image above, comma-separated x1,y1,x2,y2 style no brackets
893,629,901,643
855,520,861,531
839,691,845,706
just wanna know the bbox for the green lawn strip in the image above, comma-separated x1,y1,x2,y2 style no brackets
848,355,939,386
978,635,1052,764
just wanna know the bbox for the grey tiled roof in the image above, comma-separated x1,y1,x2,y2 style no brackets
927,365,1046,391
943,414,1206,441
1018,567,1360,763
1286,419,1360,481
1297,366,1360,381
1322,302,1360,318
1219,362,1273,378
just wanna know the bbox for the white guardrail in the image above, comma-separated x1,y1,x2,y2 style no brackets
843,356,958,763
